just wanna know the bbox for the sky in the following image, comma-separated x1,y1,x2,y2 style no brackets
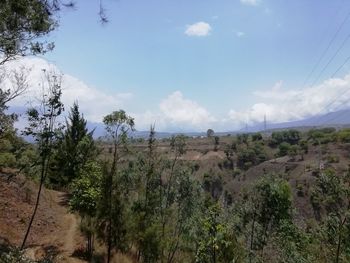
6,0,350,132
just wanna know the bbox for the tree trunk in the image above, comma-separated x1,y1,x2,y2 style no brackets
21,159,47,249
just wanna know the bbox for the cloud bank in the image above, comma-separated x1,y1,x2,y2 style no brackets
3,57,350,132
3,57,132,123
228,76,350,127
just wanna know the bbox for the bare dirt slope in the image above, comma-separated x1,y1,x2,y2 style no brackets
0,170,84,262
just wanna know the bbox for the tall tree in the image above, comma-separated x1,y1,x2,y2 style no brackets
51,102,96,186
129,126,163,262
98,110,135,263
21,72,64,249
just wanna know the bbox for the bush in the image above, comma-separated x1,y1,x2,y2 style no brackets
288,145,300,160
237,143,267,170
337,129,350,143
308,128,336,145
270,129,301,146
278,142,291,157
0,152,16,168
252,132,263,141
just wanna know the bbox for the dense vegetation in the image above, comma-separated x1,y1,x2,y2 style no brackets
1,74,350,262
1,1,350,262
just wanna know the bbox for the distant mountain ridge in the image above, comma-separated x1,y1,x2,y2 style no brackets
16,107,350,140
86,108,350,139
244,109,350,133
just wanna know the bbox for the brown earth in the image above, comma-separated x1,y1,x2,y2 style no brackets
0,170,85,262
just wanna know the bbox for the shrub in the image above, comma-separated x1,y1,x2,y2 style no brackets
278,142,291,157
252,132,263,141
337,129,350,143
0,152,16,168
270,129,301,146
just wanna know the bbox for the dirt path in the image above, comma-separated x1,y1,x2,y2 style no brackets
53,192,85,263
62,213,79,255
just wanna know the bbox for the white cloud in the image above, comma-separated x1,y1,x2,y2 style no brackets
6,58,350,133
236,31,245,38
1,58,217,131
227,74,350,127
130,91,216,132
2,57,132,123
185,22,212,37
160,91,215,128
240,0,261,6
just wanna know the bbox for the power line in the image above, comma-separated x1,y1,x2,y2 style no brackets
310,32,350,86
302,0,348,87
293,3,350,127
312,54,350,126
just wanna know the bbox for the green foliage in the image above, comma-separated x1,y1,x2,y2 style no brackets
0,88,17,137
310,169,346,214
0,0,60,63
69,162,102,217
0,246,54,262
130,127,163,262
270,129,301,146
20,72,64,249
310,169,350,262
288,144,301,160
97,110,135,261
50,102,97,187
195,203,240,263
170,134,186,156
0,152,16,167
273,220,311,263
235,174,293,261
103,109,135,142
69,162,102,256
278,142,291,157
254,174,292,228
308,128,337,145
237,133,249,145
237,143,267,170
337,129,350,143
252,132,263,141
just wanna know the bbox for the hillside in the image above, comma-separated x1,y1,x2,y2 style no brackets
2,127,350,262
0,170,85,262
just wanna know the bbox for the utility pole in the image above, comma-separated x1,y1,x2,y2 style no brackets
264,114,267,131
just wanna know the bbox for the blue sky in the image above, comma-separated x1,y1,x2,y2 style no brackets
9,0,350,131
